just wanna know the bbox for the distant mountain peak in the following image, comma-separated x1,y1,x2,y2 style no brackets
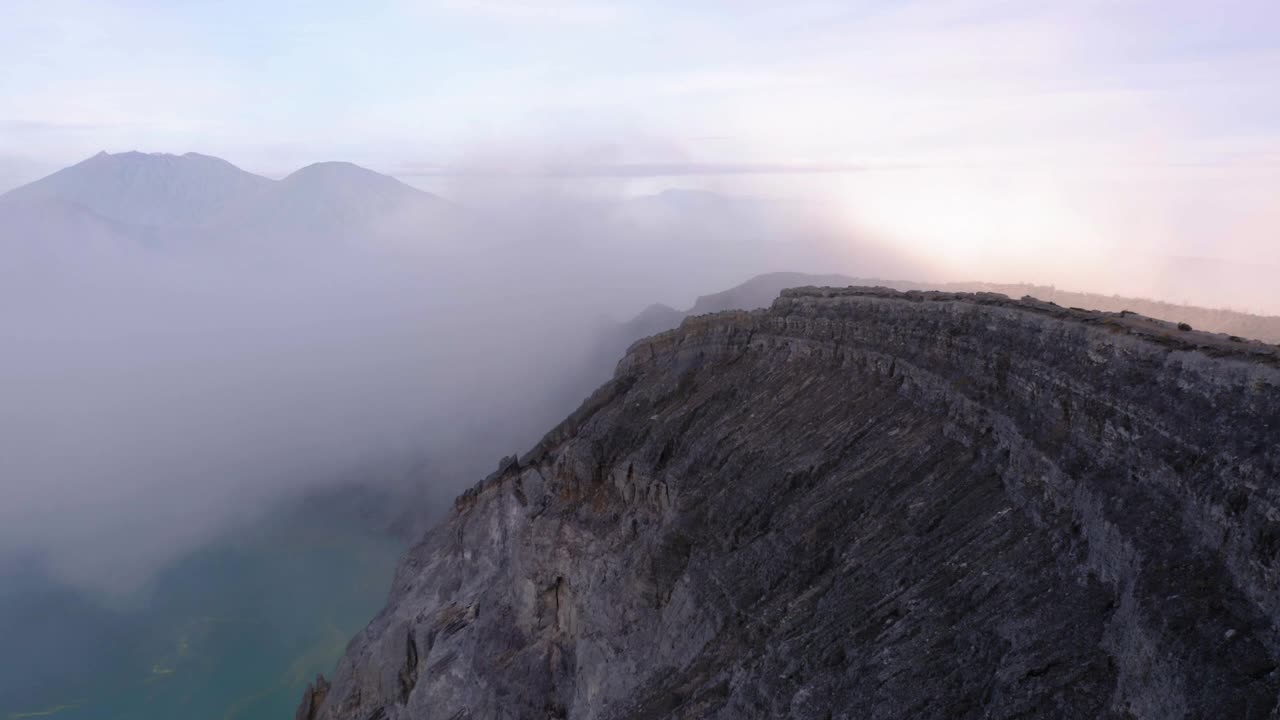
276,160,443,214
0,151,452,246
291,160,368,174
2,150,273,229
91,150,183,162
283,161,416,189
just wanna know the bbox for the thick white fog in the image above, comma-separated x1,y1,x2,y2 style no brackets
0,152,917,599
4,150,1278,600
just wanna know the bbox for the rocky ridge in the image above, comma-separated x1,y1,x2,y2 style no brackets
678,273,1280,344
302,287,1280,719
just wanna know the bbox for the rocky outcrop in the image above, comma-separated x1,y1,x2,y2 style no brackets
296,674,331,720
671,272,1280,344
305,287,1280,719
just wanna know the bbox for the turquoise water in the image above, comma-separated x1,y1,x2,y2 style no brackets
1,504,403,720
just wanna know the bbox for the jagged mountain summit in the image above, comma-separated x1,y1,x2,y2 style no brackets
301,287,1280,720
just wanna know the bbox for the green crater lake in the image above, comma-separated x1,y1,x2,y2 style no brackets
1,499,404,720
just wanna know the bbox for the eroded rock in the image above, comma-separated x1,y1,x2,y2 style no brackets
309,288,1280,719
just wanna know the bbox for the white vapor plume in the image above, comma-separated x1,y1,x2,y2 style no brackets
0,153,910,599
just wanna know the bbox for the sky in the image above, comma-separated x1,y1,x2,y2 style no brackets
2,0,1279,267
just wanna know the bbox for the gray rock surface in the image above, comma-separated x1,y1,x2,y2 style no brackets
652,272,1280,344
307,287,1280,719
297,674,331,720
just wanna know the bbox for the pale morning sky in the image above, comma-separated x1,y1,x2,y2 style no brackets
2,0,1278,268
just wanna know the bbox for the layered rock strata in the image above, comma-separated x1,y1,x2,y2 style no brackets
306,288,1280,719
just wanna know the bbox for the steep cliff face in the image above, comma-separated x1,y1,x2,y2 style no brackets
304,288,1280,720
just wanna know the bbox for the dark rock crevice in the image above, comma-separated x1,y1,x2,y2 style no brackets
397,627,418,703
